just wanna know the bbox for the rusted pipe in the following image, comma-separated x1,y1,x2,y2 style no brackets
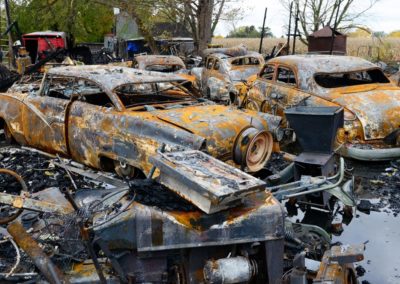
7,221,68,284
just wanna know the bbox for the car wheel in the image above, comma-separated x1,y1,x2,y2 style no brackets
260,100,272,113
246,99,260,111
2,123,16,145
114,161,137,179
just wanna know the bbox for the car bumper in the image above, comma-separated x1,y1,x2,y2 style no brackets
338,143,400,161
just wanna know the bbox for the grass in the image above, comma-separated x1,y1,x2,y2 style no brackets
212,37,400,62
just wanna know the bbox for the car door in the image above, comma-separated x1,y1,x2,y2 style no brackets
22,74,71,154
67,79,117,168
246,64,276,111
207,59,231,101
201,56,215,96
268,65,309,117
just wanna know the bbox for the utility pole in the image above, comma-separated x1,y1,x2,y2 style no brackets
4,0,13,67
286,2,293,55
330,0,342,55
292,2,299,55
258,7,268,54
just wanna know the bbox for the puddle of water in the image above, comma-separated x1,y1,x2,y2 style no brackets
288,201,400,284
333,207,400,284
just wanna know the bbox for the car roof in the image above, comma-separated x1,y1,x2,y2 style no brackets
209,51,263,60
135,55,186,67
48,66,187,91
267,55,378,73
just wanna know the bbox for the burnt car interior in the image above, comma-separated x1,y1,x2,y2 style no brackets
114,81,196,109
277,67,297,85
145,64,183,73
43,76,115,107
315,68,390,88
230,56,261,66
261,65,275,80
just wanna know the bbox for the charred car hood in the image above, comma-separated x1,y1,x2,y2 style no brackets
332,87,400,140
154,105,268,158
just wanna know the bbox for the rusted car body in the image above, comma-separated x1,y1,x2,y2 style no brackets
132,54,198,91
133,55,186,73
242,55,400,161
0,66,278,176
192,46,265,103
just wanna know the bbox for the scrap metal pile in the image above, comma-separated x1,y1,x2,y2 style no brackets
0,42,399,284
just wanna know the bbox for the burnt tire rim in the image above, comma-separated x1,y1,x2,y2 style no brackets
245,131,273,172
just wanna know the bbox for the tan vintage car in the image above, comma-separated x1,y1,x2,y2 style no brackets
0,66,278,176
192,46,265,104
240,55,400,161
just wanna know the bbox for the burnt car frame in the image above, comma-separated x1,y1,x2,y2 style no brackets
193,46,265,103
133,55,187,73
241,55,400,161
0,66,277,177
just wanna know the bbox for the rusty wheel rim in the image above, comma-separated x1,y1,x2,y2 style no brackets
245,131,273,172
246,99,260,111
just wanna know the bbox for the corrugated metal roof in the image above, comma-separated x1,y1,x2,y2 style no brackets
309,26,345,38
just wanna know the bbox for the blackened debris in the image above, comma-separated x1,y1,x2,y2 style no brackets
0,148,106,193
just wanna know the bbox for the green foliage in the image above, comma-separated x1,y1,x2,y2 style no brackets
10,0,114,43
227,25,273,38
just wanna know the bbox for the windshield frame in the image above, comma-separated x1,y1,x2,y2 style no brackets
112,79,198,110
313,67,391,90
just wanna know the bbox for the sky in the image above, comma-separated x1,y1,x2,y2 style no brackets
214,0,400,37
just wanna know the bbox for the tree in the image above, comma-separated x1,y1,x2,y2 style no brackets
10,0,114,42
283,0,379,45
155,0,233,52
227,25,273,38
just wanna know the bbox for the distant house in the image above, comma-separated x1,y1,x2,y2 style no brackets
307,26,347,55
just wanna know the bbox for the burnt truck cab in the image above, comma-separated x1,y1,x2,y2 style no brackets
22,31,68,63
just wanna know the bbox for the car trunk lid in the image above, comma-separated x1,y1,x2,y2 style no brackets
332,87,400,140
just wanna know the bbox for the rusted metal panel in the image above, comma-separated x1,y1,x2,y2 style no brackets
7,221,68,284
150,150,267,213
308,26,347,54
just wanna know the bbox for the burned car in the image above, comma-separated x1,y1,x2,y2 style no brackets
0,66,278,177
133,55,187,73
192,45,265,103
241,55,400,161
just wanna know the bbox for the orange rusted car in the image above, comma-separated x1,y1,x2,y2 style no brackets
133,55,186,73
192,45,265,104
0,66,278,176
132,54,199,93
241,55,400,161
